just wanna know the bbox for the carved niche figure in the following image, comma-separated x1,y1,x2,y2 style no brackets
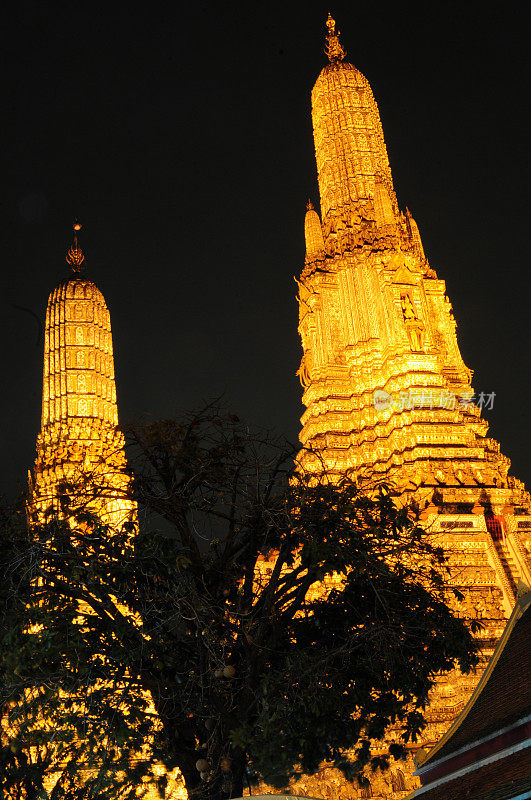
409,327,423,351
69,441,83,462
401,292,418,321
401,293,424,351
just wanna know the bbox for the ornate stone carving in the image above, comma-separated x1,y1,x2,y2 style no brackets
294,15,531,800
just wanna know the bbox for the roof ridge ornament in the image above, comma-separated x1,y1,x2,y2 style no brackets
325,12,346,64
66,220,85,272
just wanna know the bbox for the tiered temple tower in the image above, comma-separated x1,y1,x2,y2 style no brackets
28,224,136,529
26,227,188,799
294,15,531,799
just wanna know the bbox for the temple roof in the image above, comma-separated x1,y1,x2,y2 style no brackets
418,589,531,768
412,750,531,800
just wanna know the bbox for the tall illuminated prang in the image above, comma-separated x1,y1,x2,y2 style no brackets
29,223,136,528
293,14,531,799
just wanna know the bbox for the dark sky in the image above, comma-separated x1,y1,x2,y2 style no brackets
3,0,530,499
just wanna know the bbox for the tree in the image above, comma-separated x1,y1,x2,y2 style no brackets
1,406,480,799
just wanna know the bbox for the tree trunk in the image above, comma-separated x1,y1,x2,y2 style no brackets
159,704,248,799
228,773,244,799
176,755,202,798
181,773,244,800
179,750,246,800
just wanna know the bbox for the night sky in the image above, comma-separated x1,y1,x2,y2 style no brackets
3,0,530,499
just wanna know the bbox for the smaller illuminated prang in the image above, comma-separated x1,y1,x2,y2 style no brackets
29,222,136,529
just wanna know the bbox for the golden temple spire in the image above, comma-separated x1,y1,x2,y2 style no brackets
325,12,345,63
66,220,85,272
311,15,393,227
304,199,325,260
31,229,136,528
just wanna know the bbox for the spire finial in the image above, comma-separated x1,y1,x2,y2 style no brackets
325,12,345,64
306,198,314,211
66,220,85,272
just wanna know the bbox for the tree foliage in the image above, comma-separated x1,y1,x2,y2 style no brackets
1,406,481,799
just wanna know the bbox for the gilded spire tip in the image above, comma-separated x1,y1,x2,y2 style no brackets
325,12,346,64
306,199,314,211
66,220,85,272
